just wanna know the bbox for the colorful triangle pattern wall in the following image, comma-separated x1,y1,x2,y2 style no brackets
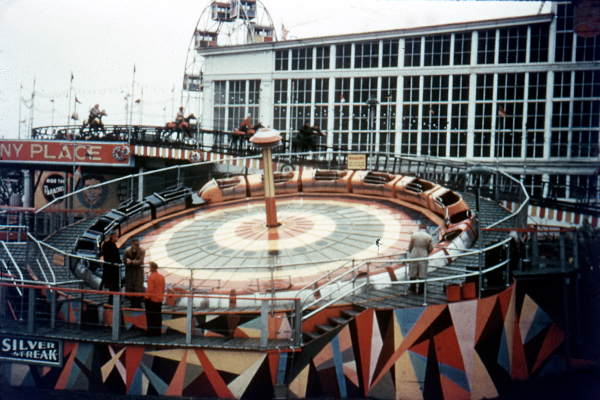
1,285,569,399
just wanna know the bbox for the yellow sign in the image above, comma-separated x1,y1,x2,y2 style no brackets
347,154,366,170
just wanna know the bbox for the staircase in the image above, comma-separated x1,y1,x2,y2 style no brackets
303,308,362,343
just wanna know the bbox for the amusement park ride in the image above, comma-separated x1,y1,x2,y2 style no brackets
0,1,598,399
182,0,276,113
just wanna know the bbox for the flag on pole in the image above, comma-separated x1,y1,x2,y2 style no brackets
282,23,290,40
340,93,345,103
498,106,508,117
75,166,82,178
133,64,136,73
135,99,141,103
429,107,435,115
75,96,82,104
71,72,74,81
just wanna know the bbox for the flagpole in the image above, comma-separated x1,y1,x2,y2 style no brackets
29,78,35,139
18,84,22,139
130,64,135,135
140,88,143,125
68,72,73,130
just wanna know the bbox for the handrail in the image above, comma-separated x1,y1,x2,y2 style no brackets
303,282,368,321
299,260,367,306
299,238,510,317
1,241,24,285
0,279,299,303
28,232,56,283
36,153,265,214
1,260,23,295
486,169,530,229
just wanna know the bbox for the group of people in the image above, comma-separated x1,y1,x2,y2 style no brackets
100,234,165,336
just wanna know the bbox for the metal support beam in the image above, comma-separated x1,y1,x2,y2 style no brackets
51,289,57,329
77,282,84,329
294,298,302,347
112,295,121,341
0,282,6,318
186,296,193,345
260,301,268,348
573,230,580,343
27,287,35,333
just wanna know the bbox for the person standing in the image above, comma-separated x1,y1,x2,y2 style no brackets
100,231,121,305
408,226,435,294
123,237,145,308
145,262,165,336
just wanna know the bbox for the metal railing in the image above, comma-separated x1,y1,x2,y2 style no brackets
1,149,582,346
0,279,303,347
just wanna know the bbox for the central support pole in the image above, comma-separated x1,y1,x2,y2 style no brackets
262,147,278,227
250,128,283,228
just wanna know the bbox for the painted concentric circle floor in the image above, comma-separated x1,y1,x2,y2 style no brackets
138,195,439,293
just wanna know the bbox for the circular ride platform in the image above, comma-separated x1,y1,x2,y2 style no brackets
134,194,443,294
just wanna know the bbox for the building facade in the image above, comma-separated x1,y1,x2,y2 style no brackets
196,2,599,203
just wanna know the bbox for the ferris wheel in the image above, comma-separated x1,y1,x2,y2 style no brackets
182,0,277,113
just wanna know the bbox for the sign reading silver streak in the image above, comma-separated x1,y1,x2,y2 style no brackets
1,335,63,367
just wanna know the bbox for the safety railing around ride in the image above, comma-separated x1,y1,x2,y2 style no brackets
1,221,582,346
297,239,512,321
0,237,516,347
0,278,303,348
25,124,600,213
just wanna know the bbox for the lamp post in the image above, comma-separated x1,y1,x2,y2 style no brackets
250,128,283,228
466,165,492,298
366,96,379,171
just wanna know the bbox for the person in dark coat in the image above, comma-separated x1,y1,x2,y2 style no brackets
101,231,121,305
123,237,146,308
296,120,325,151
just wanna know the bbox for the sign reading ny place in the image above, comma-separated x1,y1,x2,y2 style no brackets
1,335,63,367
0,140,132,167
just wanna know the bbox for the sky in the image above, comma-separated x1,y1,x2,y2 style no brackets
0,0,550,139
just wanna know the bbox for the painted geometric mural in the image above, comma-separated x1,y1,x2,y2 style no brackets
1,285,569,399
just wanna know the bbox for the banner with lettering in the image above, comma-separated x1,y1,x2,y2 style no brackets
0,140,133,167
